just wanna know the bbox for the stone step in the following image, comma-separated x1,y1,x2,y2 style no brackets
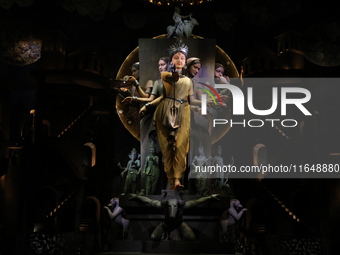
102,240,235,254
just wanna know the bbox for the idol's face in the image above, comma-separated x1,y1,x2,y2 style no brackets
198,147,203,155
158,59,168,73
131,67,139,79
214,66,224,78
189,63,202,78
171,52,186,70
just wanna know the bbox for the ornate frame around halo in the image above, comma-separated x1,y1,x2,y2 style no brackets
115,34,238,144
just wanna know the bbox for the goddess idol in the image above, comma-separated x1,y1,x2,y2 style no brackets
140,40,201,190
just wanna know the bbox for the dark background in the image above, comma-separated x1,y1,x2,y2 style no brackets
1,1,340,255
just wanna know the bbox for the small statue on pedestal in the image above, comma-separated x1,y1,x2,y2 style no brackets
191,143,210,196
118,148,141,194
143,141,159,195
130,190,219,241
220,199,247,242
103,197,130,240
166,7,199,38
211,145,233,196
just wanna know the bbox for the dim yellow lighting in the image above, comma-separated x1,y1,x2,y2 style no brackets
8,146,23,149
289,212,293,215
297,218,300,222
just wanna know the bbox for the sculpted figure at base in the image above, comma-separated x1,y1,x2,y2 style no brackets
118,148,141,194
143,141,160,195
103,197,130,239
220,199,247,242
191,143,210,196
211,145,233,196
130,191,219,241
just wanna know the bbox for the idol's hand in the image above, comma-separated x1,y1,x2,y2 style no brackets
211,194,220,200
119,87,129,93
139,105,146,114
129,193,139,200
128,76,136,83
172,71,179,82
219,95,230,102
207,99,215,106
122,96,132,103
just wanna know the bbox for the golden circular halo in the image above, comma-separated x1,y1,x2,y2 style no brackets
115,34,238,144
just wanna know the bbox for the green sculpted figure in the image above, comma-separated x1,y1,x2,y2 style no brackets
143,141,160,195
119,148,141,194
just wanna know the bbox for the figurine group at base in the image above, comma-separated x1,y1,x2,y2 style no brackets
129,190,219,241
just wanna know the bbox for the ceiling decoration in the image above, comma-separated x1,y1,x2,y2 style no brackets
0,0,36,9
303,22,340,67
0,20,41,66
60,0,122,21
143,0,212,6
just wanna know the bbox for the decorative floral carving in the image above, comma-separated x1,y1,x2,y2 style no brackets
123,12,148,30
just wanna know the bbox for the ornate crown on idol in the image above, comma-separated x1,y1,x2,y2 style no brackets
168,40,189,57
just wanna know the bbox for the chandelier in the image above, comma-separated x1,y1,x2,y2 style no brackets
144,0,212,6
